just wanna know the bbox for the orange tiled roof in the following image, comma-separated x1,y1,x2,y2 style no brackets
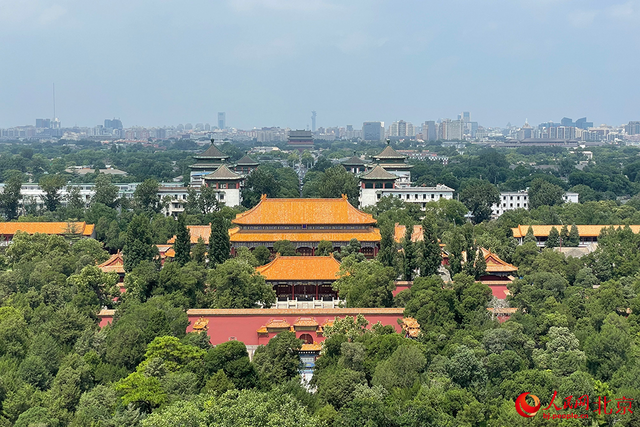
511,225,640,238
301,343,322,351
232,195,376,226
401,317,421,338
256,255,342,281
481,248,518,273
265,319,291,329
257,326,268,334
293,317,319,327
167,225,211,244
0,222,94,236
229,228,381,243
97,251,125,274
394,224,424,243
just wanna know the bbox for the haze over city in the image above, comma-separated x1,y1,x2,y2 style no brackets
2,0,640,129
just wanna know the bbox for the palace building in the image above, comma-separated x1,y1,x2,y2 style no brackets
189,141,230,187
368,142,413,183
256,255,342,308
358,143,455,209
229,195,381,257
0,222,95,245
202,164,243,207
512,225,640,249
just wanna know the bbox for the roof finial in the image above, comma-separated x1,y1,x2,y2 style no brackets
353,150,357,156
210,138,215,145
386,138,390,146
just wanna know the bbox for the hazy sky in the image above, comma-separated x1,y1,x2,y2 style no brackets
1,0,639,129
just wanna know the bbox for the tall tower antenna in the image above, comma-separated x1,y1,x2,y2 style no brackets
311,111,317,132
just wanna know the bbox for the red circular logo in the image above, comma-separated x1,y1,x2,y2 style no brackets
515,393,541,418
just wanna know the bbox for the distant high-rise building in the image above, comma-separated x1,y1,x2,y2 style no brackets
363,122,383,141
36,119,51,128
423,121,437,141
218,112,226,129
104,118,123,129
575,117,593,130
204,123,211,131
626,121,640,135
185,123,193,131
311,111,317,132
462,112,470,123
397,120,407,137
444,120,464,140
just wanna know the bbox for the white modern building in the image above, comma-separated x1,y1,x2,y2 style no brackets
492,190,580,218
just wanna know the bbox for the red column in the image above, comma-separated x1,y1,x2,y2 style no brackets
291,284,295,300
316,284,319,300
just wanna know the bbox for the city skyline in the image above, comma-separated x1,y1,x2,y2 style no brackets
1,1,639,129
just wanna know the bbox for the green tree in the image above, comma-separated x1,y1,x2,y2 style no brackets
372,345,426,390
191,237,206,266
273,240,297,256
92,174,119,208
253,331,303,388
241,167,280,208
523,225,536,243
252,246,271,265
304,166,360,206
208,215,230,268
545,226,560,248
316,240,333,256
559,224,570,246
528,177,565,209
402,225,416,280
174,214,191,266
459,180,499,223
209,258,275,308
420,216,441,277
185,185,221,215
134,178,161,213
377,223,395,268
39,174,67,211
1,174,22,220
568,224,580,247
333,256,396,307
115,372,166,413
123,214,158,272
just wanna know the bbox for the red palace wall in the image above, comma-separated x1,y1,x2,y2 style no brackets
98,308,405,347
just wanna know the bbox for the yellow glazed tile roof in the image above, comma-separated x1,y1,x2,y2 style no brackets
481,248,518,273
0,221,94,236
394,224,424,243
301,343,322,351
232,195,376,226
511,225,640,238
97,251,125,274
265,319,291,328
293,317,319,327
168,225,211,244
256,255,342,281
230,229,381,243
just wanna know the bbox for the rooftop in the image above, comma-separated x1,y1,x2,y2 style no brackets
229,228,381,243
0,222,94,237
359,165,398,180
168,225,211,244
203,164,242,180
193,143,229,160
511,224,640,238
256,255,342,281
374,143,407,160
97,251,125,274
232,195,376,226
